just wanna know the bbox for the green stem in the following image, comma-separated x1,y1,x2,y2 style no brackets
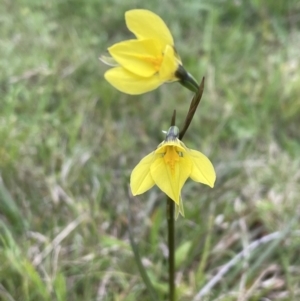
176,65,199,93
179,78,205,140
167,196,175,301
165,80,205,301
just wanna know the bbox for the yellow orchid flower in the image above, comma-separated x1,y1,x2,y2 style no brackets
130,126,216,217
101,9,198,95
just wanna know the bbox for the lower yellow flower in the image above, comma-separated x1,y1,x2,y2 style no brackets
130,126,216,217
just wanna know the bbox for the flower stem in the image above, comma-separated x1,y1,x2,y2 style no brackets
179,77,205,139
167,196,175,301
165,81,205,300
176,65,200,93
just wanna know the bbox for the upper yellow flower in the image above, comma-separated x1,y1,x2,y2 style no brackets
101,9,197,95
130,126,216,216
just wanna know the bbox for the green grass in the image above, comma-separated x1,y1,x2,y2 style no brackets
1,0,300,300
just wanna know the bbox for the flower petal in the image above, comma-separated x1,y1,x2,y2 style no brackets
150,156,192,204
175,196,185,219
155,139,186,154
189,150,216,187
159,45,179,82
108,39,162,77
130,152,156,195
104,67,163,95
125,9,174,49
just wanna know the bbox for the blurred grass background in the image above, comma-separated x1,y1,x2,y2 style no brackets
1,0,300,300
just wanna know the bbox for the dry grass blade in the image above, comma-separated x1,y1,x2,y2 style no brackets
193,231,284,300
32,214,88,266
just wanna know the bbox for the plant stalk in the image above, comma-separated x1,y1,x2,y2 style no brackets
166,81,205,300
167,196,175,301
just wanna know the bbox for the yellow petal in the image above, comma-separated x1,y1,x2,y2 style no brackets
159,45,179,82
125,9,174,49
104,67,163,95
130,152,156,195
188,150,216,187
108,39,161,77
155,139,186,154
175,196,185,219
150,156,192,204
